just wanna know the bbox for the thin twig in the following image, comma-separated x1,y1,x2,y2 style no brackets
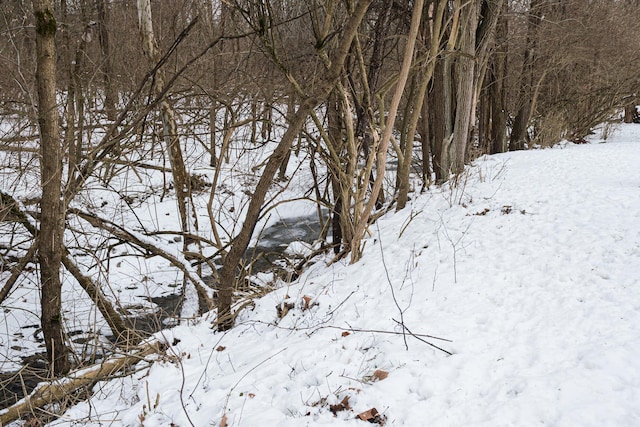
393,319,452,355
376,222,408,350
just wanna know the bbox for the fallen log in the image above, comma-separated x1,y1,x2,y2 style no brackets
0,340,164,426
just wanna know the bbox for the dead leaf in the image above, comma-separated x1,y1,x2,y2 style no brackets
341,331,350,337
219,414,228,427
277,301,295,318
357,407,379,421
302,295,312,310
216,346,226,352
329,395,350,414
372,369,388,381
248,393,255,398
357,407,386,425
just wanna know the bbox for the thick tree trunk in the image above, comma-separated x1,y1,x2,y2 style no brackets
33,0,70,376
438,1,460,179
624,104,635,123
430,60,447,183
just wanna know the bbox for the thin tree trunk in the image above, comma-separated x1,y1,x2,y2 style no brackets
451,0,479,174
137,0,194,244
430,59,447,183
397,0,446,209
278,94,296,181
327,91,344,253
210,103,218,167
510,0,541,150
350,0,424,261
33,0,70,376
96,0,116,120
418,94,431,188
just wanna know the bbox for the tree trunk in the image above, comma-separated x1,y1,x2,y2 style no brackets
350,0,424,261
327,91,344,253
438,0,460,179
217,0,373,330
451,0,478,174
489,0,508,154
96,0,116,121
210,103,218,167
136,0,195,249
510,0,541,151
624,104,635,123
397,0,446,209
33,0,70,376
430,59,447,183
278,94,296,181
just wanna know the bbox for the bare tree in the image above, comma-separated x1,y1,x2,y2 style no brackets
216,0,373,330
32,0,70,375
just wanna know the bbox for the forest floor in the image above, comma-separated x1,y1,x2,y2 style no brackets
4,123,640,426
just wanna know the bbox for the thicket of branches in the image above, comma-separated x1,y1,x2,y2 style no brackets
1,0,640,382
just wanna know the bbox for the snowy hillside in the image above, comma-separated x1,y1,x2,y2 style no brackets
47,124,640,426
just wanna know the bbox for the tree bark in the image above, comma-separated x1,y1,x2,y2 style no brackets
350,0,424,261
488,1,509,154
510,0,541,150
33,0,70,376
397,0,446,210
451,0,479,174
136,0,194,244
96,0,117,121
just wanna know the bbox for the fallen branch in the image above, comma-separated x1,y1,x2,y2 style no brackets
69,208,214,310
61,255,133,344
0,341,164,426
0,191,133,342
0,242,37,305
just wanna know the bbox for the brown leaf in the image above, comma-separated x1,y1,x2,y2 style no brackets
341,331,350,337
219,414,228,427
302,295,312,310
329,395,351,414
357,407,379,421
248,393,255,398
216,346,226,352
372,369,388,381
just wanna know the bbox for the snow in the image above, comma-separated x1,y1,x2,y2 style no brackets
5,124,640,426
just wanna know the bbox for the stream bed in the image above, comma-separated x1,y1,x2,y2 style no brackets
0,213,325,408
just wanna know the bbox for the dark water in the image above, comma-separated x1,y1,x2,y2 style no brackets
246,214,324,272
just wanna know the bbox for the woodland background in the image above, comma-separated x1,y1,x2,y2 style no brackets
1,0,640,415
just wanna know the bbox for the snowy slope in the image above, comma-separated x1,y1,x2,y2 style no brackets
49,125,640,427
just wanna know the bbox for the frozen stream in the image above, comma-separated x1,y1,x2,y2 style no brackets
0,213,325,408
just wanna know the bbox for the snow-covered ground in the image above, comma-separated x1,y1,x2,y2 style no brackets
8,124,640,426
